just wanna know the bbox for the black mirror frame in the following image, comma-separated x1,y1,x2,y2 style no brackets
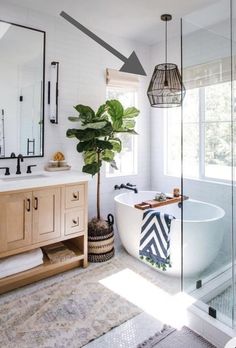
0,19,46,159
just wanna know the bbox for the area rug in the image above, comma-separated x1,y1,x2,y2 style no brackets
0,258,143,348
137,326,216,348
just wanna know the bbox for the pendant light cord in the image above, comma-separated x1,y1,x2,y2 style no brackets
165,19,167,64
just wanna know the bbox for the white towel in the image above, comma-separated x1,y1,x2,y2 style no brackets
0,248,43,278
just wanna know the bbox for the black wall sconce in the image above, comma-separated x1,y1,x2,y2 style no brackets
48,61,59,124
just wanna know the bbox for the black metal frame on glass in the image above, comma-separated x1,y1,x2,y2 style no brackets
0,19,46,159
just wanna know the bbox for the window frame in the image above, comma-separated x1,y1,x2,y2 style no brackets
165,83,233,184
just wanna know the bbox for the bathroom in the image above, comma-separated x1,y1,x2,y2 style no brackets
0,0,235,347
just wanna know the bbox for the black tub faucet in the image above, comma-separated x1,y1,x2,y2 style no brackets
114,183,138,194
16,154,24,175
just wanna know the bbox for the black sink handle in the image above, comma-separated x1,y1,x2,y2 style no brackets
0,167,10,176
26,165,37,174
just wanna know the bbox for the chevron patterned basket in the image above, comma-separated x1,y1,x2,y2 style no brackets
88,214,115,263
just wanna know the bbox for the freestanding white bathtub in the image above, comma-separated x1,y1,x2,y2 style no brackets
114,191,225,276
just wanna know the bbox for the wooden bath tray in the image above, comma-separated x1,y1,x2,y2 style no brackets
134,196,187,210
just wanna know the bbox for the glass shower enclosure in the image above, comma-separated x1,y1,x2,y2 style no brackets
181,0,236,328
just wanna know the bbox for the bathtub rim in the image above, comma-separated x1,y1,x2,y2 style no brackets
114,191,225,223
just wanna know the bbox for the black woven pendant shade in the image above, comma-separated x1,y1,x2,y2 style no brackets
147,14,185,108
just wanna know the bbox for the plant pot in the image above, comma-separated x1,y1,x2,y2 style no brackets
88,214,115,262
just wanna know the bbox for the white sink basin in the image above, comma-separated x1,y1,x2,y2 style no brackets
0,174,48,181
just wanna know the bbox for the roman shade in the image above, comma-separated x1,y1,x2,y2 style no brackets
106,68,139,89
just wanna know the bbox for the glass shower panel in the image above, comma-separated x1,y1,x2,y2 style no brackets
232,0,236,328
182,0,234,327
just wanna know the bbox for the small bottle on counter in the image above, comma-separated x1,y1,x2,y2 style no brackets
173,188,180,197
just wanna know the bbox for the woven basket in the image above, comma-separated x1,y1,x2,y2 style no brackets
88,214,115,263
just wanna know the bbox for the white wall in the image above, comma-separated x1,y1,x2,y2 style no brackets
0,0,152,219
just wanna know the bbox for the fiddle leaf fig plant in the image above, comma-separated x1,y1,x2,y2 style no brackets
67,99,140,221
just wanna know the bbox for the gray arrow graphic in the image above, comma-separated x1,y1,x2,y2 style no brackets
60,11,146,76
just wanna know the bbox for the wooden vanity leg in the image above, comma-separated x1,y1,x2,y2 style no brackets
82,259,88,268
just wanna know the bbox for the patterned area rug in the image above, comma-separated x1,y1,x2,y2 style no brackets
0,258,144,348
137,326,216,348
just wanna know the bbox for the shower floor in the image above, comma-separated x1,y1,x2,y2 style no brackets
207,284,234,319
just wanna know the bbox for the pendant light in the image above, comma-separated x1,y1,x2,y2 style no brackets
147,14,185,108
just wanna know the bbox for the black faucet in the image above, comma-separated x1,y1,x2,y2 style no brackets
114,183,138,194
16,154,24,174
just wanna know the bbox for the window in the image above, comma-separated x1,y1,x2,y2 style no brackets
106,86,138,177
166,81,232,182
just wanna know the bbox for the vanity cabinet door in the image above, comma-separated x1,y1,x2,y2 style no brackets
0,192,32,253
32,188,61,243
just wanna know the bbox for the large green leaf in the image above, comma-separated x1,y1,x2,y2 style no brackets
98,122,113,136
96,104,107,118
66,128,78,138
73,122,113,141
123,107,140,118
101,149,115,162
68,116,80,122
73,129,95,141
84,151,97,164
74,105,95,124
80,121,108,130
113,119,123,131
96,140,113,150
106,100,123,130
82,161,102,176
123,119,135,129
110,138,122,153
77,139,113,152
77,140,96,152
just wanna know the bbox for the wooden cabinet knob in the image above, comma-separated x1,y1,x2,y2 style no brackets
73,192,79,200
72,218,79,226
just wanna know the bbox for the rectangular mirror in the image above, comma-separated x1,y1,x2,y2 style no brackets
0,19,45,158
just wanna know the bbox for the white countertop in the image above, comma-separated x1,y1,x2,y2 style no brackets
0,170,90,192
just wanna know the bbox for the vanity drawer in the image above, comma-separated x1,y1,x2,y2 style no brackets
65,208,84,235
65,184,85,209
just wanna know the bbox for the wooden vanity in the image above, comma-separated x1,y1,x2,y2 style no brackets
0,172,89,294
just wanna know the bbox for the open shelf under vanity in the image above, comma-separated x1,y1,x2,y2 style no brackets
0,237,86,295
